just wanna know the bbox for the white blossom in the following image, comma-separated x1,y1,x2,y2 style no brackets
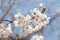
30,10,50,32
39,35,44,40
0,23,7,29
39,3,43,8
31,35,44,40
13,20,26,27
0,29,4,37
0,23,12,38
3,24,12,38
30,8,41,17
13,21,20,26
33,25,39,32
14,12,24,20
32,14,49,28
6,24,12,33
26,14,32,20
13,12,25,26
14,14,32,27
19,25,33,37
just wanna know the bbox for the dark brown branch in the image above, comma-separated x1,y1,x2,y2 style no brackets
2,20,13,23
1,0,16,20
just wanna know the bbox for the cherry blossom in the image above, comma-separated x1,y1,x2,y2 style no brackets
31,35,44,40
13,3,50,39
19,25,33,37
39,3,43,8
0,23,12,38
14,13,32,27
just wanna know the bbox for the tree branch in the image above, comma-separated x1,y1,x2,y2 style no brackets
1,0,16,20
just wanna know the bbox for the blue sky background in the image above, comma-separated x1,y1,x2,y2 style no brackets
0,0,60,40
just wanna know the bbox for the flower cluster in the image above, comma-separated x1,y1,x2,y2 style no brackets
0,23,12,38
14,13,31,27
0,3,50,40
13,3,50,38
19,25,33,37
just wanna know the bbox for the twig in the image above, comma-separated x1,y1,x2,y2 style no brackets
2,20,13,23
1,0,16,20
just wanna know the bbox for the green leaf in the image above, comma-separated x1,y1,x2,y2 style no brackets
41,7,47,14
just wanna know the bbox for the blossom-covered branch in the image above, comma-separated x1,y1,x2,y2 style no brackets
1,2,60,40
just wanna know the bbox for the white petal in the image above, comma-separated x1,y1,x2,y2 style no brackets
13,21,20,26
26,14,31,20
39,3,43,8
6,24,12,33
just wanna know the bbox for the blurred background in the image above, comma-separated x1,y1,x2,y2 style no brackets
0,0,60,40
